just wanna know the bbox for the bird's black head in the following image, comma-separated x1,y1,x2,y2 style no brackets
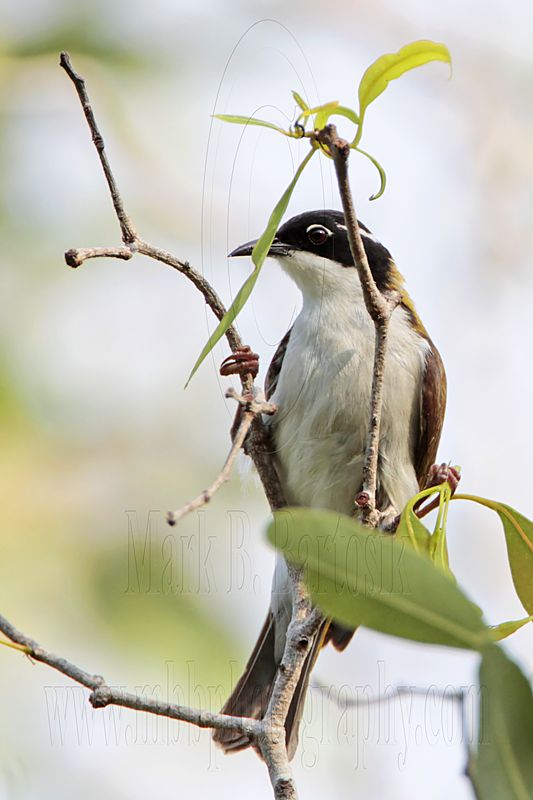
229,210,395,291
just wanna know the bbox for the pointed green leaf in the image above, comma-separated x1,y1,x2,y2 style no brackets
184,269,261,388
299,100,339,121
312,101,341,130
489,616,532,642
396,503,432,555
292,90,309,111
352,145,387,200
333,105,360,125
185,148,315,385
469,646,533,799
494,504,533,615
214,114,291,137
313,103,360,133
0,638,30,654
354,40,451,147
454,495,533,615
429,482,452,573
267,507,490,650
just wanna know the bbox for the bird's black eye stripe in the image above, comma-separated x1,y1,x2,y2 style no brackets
306,224,331,246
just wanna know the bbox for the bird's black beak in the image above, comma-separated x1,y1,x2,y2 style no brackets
228,238,290,258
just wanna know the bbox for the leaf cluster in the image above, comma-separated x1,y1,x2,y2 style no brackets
267,486,533,798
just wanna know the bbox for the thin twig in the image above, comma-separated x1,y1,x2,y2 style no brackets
312,679,465,707
60,52,137,245
316,125,401,526
0,614,258,737
167,390,277,525
59,51,284,510
65,246,134,268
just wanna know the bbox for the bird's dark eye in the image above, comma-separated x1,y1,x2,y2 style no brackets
306,225,331,246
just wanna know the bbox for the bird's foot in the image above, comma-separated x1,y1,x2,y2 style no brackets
220,346,259,379
426,463,461,493
378,504,400,532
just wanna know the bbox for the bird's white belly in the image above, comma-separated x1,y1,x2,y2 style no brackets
268,303,428,516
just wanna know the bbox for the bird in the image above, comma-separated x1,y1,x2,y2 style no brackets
213,209,448,759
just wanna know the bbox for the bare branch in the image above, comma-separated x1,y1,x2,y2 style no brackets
312,679,465,708
60,52,137,245
0,613,258,737
60,51,285,512
167,389,277,525
316,124,401,527
60,48,242,355
65,246,134,268
0,599,322,799
256,577,324,799
0,613,107,691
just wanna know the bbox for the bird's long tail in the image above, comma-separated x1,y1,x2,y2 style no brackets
213,612,329,759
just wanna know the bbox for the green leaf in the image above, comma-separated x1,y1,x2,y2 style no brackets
314,103,360,133
313,101,340,130
352,145,387,200
0,638,30,654
489,616,532,642
214,114,291,137
332,105,360,125
454,495,533,615
267,507,490,650
354,40,451,147
429,481,452,573
185,147,316,386
299,100,338,120
396,499,432,555
292,90,309,111
493,504,533,616
469,646,533,799
184,270,261,388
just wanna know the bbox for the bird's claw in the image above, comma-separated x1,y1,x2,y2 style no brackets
426,463,461,494
220,346,259,379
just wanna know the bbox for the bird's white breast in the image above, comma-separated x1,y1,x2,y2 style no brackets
267,257,429,517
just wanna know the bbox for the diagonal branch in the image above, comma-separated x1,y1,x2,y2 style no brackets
60,52,137,244
59,50,284,511
0,614,258,737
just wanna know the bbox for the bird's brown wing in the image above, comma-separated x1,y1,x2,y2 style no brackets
265,327,292,400
415,338,447,488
